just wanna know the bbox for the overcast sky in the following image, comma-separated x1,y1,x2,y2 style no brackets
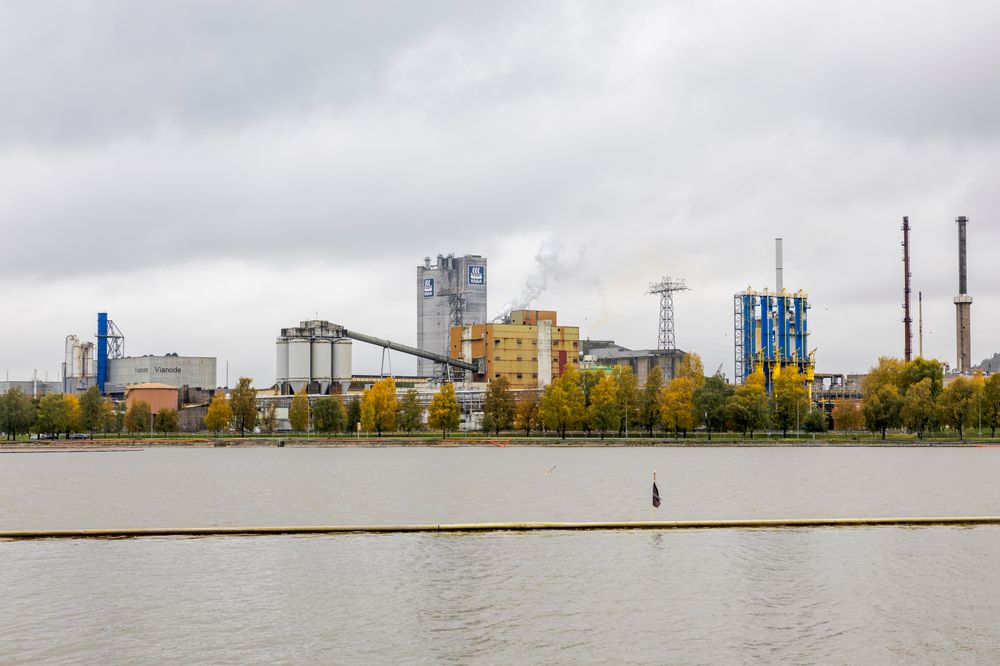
2,0,998,387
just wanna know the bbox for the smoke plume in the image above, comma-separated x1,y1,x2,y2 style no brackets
494,237,566,321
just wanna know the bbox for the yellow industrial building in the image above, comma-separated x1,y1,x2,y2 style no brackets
449,310,580,389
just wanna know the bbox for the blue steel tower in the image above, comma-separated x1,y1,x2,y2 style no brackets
96,312,125,394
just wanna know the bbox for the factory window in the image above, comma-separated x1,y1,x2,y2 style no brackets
516,339,523,344
495,374,501,379
532,373,538,379
494,339,501,347
532,357,537,362
572,341,578,349
516,373,523,379
494,356,501,361
517,357,523,362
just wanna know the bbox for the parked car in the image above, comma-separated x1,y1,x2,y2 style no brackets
69,433,91,440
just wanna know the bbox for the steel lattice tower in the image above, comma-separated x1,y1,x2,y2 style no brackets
648,277,689,351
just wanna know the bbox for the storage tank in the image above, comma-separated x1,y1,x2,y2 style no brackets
65,335,78,380
311,339,332,394
275,339,289,388
332,338,353,381
287,338,311,393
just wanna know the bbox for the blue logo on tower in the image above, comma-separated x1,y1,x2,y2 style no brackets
468,265,486,286
423,278,435,297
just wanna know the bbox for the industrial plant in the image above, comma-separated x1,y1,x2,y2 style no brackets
1,215,991,433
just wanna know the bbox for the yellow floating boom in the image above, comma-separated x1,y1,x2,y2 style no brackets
2,517,1000,540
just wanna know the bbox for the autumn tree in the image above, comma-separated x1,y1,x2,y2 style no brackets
125,400,152,435
482,376,516,435
900,358,944,397
611,366,639,436
428,382,461,437
637,365,664,437
361,377,398,436
936,376,978,440
771,366,809,437
313,397,345,434
587,374,619,439
727,368,769,438
260,401,278,435
900,377,936,439
62,394,81,438
287,388,310,432
229,377,258,436
579,369,604,431
204,390,233,434
802,409,828,433
398,389,424,433
0,388,35,440
515,392,540,436
831,400,864,432
694,374,734,440
676,352,706,388
156,408,179,434
660,377,697,437
99,397,116,434
540,365,585,439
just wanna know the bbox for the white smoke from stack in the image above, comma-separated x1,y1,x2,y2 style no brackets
494,237,566,322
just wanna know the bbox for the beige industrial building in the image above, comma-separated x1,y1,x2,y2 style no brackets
449,310,580,389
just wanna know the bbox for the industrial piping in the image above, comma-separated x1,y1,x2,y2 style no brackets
5,517,1000,540
342,329,479,373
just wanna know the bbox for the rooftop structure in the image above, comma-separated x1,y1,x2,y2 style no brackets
954,216,973,373
417,254,488,377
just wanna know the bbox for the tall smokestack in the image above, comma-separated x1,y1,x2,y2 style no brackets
918,291,924,358
902,218,912,362
775,238,783,292
954,216,972,373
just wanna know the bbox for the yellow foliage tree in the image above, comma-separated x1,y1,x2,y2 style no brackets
428,382,461,437
676,352,705,389
204,390,233,434
587,373,619,438
360,377,397,436
288,387,310,432
831,399,864,432
63,394,82,438
660,376,697,437
771,365,809,436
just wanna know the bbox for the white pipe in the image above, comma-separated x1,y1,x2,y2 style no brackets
775,238,784,292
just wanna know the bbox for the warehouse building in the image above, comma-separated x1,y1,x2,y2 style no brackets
105,354,217,395
449,310,579,389
417,253,488,377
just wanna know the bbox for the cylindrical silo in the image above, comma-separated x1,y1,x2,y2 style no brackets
332,339,353,381
311,339,332,394
65,335,78,381
287,338,311,394
275,339,289,390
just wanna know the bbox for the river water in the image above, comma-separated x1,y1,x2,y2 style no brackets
2,447,1000,664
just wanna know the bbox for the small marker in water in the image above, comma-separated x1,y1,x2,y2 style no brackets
545,466,557,475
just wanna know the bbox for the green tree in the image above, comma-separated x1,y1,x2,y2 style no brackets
863,385,902,440
900,358,944,397
313,397,345,434
637,366,664,437
288,388,310,433
155,408,179,434
361,377,398,436
587,373,619,439
428,383,461,437
693,374,734,440
260,401,278,435
125,400,152,435
482,376,516,435
936,376,978,440
771,366,809,437
398,389,424,433
802,409,828,433
204,390,233,434
229,377,258,436
346,397,362,434
660,376,697,437
99,397,116,434
611,365,638,436
901,377,935,439
481,412,496,434
36,393,70,438
79,386,103,433
515,392,540,436
727,368,769,438
0,388,36,440
983,373,1000,438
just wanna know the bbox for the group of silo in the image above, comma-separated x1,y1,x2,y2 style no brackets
275,321,352,395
